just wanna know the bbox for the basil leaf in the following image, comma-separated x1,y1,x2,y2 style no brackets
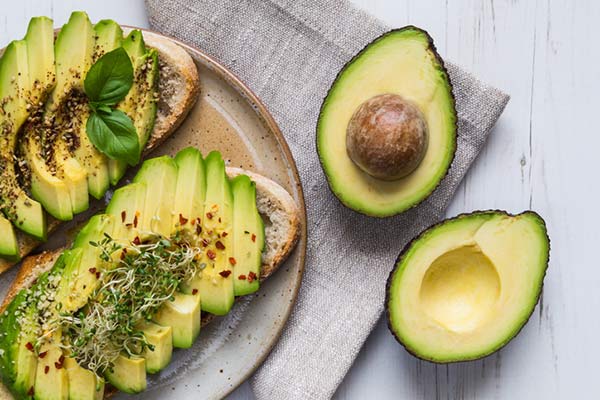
86,110,140,166
84,47,133,105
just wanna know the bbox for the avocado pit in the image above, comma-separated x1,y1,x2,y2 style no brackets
346,93,428,181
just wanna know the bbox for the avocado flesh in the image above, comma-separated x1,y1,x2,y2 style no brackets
106,182,146,244
58,215,114,312
67,17,120,200
64,357,104,400
231,175,265,296
109,31,159,185
93,20,123,61
181,151,234,316
44,11,93,214
21,17,74,222
0,39,47,240
0,215,18,260
317,27,456,217
132,156,178,238
34,330,69,400
153,292,201,349
173,147,206,233
137,321,173,373
386,211,550,363
105,355,146,394
0,291,39,398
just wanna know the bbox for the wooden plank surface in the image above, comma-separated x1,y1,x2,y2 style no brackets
0,1,592,399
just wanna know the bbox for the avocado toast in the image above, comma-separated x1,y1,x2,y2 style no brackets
0,13,199,273
0,150,301,399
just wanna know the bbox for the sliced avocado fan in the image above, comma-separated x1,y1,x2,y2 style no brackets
0,148,265,396
386,210,550,363
0,12,161,261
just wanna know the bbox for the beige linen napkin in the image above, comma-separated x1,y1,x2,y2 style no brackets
145,0,510,398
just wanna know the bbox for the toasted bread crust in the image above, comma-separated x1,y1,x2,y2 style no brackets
0,32,200,276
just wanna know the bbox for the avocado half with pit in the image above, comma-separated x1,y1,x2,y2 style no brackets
317,26,456,217
386,210,550,362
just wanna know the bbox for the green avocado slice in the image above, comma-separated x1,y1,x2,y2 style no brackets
386,210,550,363
44,11,93,215
317,27,457,217
231,175,265,296
105,355,146,394
138,321,173,373
0,39,47,240
153,292,201,349
172,147,206,234
0,290,39,398
109,30,159,185
180,151,234,316
132,155,178,238
64,357,104,400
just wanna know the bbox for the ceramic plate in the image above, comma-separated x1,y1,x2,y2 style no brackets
0,28,306,400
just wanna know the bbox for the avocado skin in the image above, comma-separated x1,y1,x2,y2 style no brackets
316,26,457,218
385,210,550,363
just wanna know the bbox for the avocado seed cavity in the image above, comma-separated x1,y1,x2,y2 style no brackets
346,93,428,180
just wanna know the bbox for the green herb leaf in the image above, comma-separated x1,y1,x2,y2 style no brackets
84,47,133,105
86,110,140,166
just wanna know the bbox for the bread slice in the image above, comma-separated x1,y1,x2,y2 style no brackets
1,168,300,312
0,30,201,275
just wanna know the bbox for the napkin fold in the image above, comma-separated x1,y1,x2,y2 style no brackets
145,0,510,398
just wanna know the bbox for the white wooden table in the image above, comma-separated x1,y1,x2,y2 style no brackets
0,1,590,398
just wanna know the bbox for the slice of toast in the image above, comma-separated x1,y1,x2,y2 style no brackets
0,167,300,399
1,167,301,312
0,29,201,275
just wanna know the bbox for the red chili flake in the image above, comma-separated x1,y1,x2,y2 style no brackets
133,236,141,245
238,274,246,280
179,214,188,226
25,342,34,352
219,270,232,278
218,217,222,223
206,212,213,220
191,218,196,225
44,365,49,374
215,241,225,250
120,251,126,260
196,224,202,235
59,355,65,363
38,351,48,359
196,217,201,226
207,250,216,260
27,387,34,396
221,232,228,237
192,289,198,295
201,238,210,247
125,223,133,228
133,213,139,228
96,272,101,279
248,271,257,283
121,211,126,223
229,257,237,266
55,361,63,369
89,267,96,274
251,234,256,243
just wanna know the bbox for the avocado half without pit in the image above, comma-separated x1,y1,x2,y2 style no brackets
386,210,550,363
317,26,456,217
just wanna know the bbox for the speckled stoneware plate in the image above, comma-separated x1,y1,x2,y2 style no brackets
0,28,306,400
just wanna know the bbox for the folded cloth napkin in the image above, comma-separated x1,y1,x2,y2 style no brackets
145,0,510,398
